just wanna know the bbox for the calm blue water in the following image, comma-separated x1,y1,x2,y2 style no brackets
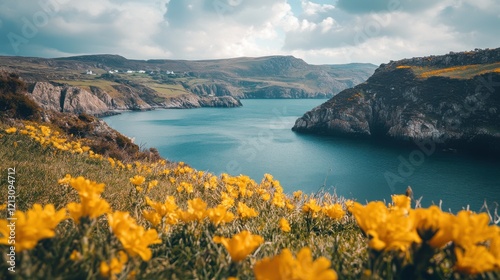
103,99,500,212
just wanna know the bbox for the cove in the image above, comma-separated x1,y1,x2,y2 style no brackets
103,99,500,212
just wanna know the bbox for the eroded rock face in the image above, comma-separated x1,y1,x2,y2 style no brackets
30,82,108,115
163,94,242,109
293,48,500,154
28,81,243,115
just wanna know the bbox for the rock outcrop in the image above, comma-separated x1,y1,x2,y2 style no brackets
28,81,242,115
29,82,109,115
293,48,500,154
163,94,242,109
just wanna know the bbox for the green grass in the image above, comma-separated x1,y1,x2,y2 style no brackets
0,123,367,279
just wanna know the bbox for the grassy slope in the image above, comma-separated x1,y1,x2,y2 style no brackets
0,122,366,279
401,62,500,79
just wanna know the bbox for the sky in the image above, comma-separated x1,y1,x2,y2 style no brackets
0,0,499,65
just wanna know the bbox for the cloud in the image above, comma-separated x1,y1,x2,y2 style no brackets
0,0,498,64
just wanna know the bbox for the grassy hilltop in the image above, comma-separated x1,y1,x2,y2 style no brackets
1,71,500,279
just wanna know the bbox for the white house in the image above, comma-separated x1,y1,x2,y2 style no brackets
86,70,93,75
126,70,135,73
138,70,146,74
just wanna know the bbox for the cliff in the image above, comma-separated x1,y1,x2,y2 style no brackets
293,48,500,154
0,55,376,100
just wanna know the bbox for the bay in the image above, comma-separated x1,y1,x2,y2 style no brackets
103,99,500,212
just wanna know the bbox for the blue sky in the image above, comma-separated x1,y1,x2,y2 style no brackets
0,0,499,64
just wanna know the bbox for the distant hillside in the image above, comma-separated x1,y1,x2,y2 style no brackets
0,55,376,115
293,47,500,154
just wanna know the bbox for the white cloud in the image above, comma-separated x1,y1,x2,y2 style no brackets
0,0,498,64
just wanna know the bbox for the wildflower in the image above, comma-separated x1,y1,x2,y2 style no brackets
108,157,116,168
145,196,178,217
220,192,235,208
178,198,207,222
129,175,146,186
455,245,497,275
0,204,66,252
414,206,454,248
254,247,337,280
350,201,420,251
70,250,82,261
293,190,303,199
302,199,322,217
272,192,286,208
208,205,235,226
279,218,291,232
237,202,258,219
322,203,345,220
67,197,110,222
107,211,161,261
142,210,162,227
0,204,6,211
390,194,411,212
452,210,497,248
58,174,72,185
345,199,354,210
147,180,158,191
68,176,106,197
178,181,194,193
100,251,128,279
13,141,18,148
5,127,17,134
294,247,338,280
213,230,264,262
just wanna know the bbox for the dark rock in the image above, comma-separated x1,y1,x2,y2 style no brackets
293,47,500,154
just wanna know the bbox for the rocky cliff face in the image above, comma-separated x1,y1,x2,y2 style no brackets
163,94,241,109
29,82,109,115
293,48,500,154
28,81,242,115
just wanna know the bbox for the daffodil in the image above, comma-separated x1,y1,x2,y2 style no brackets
213,230,264,262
